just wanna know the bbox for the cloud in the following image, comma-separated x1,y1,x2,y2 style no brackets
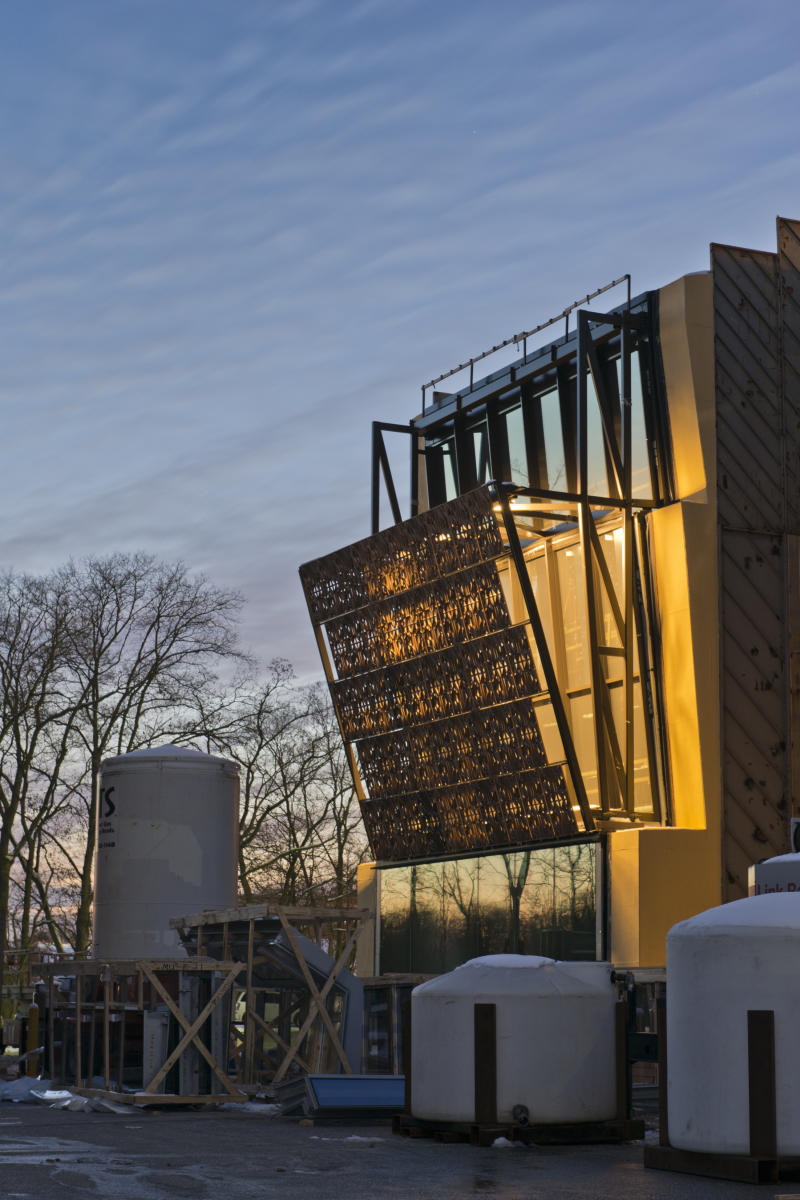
2,0,800,679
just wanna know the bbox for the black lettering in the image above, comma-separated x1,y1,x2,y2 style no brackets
101,786,116,818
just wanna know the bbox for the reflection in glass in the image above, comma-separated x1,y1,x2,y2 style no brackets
504,406,529,486
539,386,566,490
379,844,597,973
616,350,652,499
471,422,491,485
557,544,589,692
585,371,609,496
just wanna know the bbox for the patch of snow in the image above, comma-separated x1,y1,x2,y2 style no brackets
457,955,554,971
671,892,800,934
218,1101,280,1115
0,1077,55,1104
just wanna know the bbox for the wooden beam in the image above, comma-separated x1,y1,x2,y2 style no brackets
270,918,361,1084
141,965,244,1097
275,915,353,1079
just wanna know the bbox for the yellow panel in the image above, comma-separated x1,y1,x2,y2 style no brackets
355,862,378,976
650,502,720,831
658,273,715,501
609,828,720,967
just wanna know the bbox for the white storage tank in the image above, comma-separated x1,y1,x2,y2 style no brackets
93,746,239,959
667,892,800,1155
411,954,617,1124
747,851,800,896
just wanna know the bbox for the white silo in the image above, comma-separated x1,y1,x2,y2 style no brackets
411,955,617,1124
93,746,239,959
667,892,800,1155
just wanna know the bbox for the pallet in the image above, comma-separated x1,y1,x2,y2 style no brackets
72,1087,247,1107
393,1113,644,1147
644,1143,800,1184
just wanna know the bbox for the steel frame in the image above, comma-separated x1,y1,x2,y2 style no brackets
360,299,673,831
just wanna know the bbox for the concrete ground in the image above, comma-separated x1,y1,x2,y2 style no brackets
1,1106,800,1200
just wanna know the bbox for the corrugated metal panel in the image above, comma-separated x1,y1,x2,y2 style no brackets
713,222,800,898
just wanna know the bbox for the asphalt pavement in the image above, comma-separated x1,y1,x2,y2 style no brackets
1,1105,798,1200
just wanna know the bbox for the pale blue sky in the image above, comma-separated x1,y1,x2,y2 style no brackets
2,0,799,677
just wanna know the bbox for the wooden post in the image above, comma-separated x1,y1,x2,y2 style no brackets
244,919,255,1085
748,1009,777,1159
103,971,111,1091
656,995,669,1147
117,989,127,1092
87,975,97,1087
615,999,629,1120
48,977,56,1083
74,973,82,1087
401,992,411,1115
474,1003,497,1125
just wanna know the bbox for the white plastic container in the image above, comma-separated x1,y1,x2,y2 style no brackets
93,746,239,959
748,852,800,896
667,892,800,1155
410,954,616,1124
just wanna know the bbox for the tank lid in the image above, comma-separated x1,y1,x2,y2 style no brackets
101,744,237,771
669,892,800,938
456,954,555,971
757,852,800,866
414,953,612,999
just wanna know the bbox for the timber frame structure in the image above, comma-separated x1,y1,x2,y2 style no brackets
38,906,371,1102
39,957,246,1106
171,904,370,1090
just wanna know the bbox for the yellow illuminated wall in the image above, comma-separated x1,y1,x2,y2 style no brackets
609,272,722,967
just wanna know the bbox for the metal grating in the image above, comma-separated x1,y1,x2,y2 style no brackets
712,218,800,897
300,485,580,862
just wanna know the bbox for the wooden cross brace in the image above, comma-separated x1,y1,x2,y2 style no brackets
271,916,360,1085
141,964,244,1097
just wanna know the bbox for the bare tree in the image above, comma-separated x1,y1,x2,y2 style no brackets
197,671,367,906
0,554,244,970
0,570,78,1000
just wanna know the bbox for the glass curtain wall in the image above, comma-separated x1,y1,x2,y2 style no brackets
379,843,598,973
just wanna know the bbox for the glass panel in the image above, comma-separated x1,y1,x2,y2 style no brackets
474,854,512,954
533,700,565,765
568,691,599,810
585,371,609,497
556,542,590,691
539,386,566,491
379,867,411,974
553,844,597,960
426,437,458,506
440,439,458,501
379,846,599,971
442,858,480,968
471,422,491,485
633,684,656,815
617,350,653,500
410,863,443,974
596,523,624,671
503,405,529,486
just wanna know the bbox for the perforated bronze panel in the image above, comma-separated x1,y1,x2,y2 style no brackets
300,485,579,862
359,767,576,860
301,487,504,624
331,626,539,742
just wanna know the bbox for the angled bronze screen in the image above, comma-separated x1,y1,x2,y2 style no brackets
300,486,581,862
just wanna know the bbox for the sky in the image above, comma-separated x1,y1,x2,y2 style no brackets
2,0,800,680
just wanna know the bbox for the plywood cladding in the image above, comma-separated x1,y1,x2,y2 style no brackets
713,218,800,897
